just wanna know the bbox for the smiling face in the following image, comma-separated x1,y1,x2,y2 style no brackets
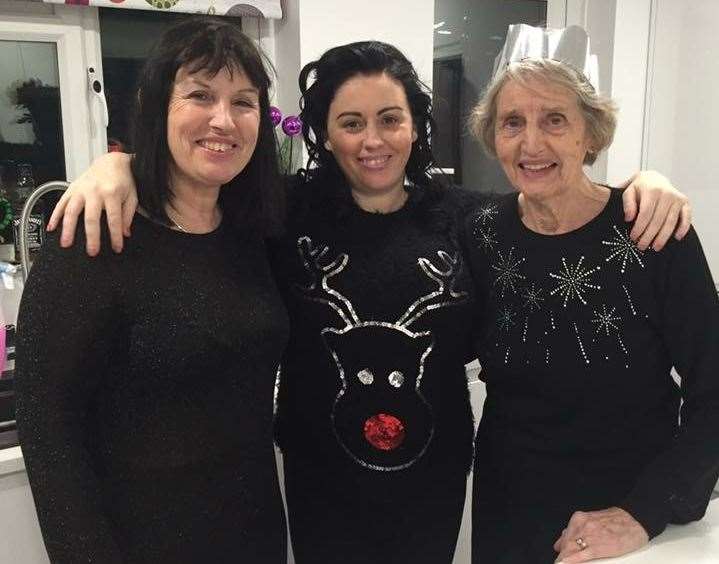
166,65,260,193
324,73,417,200
494,77,593,201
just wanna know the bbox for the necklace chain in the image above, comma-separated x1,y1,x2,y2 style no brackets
167,207,220,233
168,214,188,233
167,208,188,233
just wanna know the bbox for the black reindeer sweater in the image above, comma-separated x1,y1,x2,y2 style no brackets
271,178,481,562
464,189,719,562
274,182,479,472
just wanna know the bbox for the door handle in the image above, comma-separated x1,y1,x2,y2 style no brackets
87,66,109,128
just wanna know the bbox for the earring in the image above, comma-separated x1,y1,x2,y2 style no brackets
324,140,332,151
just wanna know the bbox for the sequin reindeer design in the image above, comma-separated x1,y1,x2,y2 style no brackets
295,236,468,471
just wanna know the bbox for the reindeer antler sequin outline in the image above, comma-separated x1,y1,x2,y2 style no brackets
295,236,469,471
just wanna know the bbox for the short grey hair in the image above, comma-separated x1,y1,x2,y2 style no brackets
469,58,617,165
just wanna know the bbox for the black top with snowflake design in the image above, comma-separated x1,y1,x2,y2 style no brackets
272,182,484,476
464,189,719,539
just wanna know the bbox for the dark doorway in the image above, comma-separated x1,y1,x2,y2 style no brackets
432,57,463,184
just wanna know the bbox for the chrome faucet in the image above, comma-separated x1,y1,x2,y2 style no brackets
18,181,69,282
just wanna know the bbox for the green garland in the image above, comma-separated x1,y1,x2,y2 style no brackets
0,200,11,231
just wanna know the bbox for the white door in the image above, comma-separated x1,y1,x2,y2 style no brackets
643,0,719,282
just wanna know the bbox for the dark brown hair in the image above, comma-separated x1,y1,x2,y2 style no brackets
130,16,284,236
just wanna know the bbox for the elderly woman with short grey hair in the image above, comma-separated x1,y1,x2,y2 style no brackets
472,58,617,167
464,57,719,564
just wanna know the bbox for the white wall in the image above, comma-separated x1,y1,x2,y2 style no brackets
605,0,651,186
264,0,434,114
562,0,649,185
559,0,617,182
296,0,434,86
643,0,719,280
574,0,719,278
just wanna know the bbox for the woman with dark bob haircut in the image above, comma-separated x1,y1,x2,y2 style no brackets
16,17,288,564
48,38,689,563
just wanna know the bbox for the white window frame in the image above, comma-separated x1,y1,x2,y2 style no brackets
0,1,106,181
547,0,569,27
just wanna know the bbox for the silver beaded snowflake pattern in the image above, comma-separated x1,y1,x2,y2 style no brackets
475,224,498,251
497,306,517,332
475,203,499,226
591,304,622,336
549,256,602,307
491,247,527,297
522,283,545,311
602,225,645,273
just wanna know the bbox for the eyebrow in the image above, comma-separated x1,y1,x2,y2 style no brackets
497,110,521,120
184,78,259,95
497,106,568,119
335,106,405,120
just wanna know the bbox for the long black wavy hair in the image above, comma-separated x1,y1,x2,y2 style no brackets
295,41,448,222
130,16,284,237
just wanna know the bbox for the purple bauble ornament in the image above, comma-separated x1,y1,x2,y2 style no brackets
269,106,282,127
281,115,302,137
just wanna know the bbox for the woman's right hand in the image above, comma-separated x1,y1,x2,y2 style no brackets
48,152,138,256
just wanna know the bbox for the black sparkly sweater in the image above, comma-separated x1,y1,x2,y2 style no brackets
272,181,482,477
464,189,719,539
15,215,289,564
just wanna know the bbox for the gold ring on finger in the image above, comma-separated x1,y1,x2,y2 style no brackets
575,537,589,551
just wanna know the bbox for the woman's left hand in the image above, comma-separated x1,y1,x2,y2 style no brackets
553,507,649,563
621,170,691,251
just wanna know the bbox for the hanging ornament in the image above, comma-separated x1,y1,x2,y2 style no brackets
269,106,282,126
281,115,302,137
269,110,302,174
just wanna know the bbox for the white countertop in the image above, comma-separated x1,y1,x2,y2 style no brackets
1,445,717,563
602,496,719,563
0,445,24,476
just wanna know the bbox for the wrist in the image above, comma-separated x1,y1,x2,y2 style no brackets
619,496,669,539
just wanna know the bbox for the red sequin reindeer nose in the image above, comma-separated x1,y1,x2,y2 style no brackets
364,413,405,451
